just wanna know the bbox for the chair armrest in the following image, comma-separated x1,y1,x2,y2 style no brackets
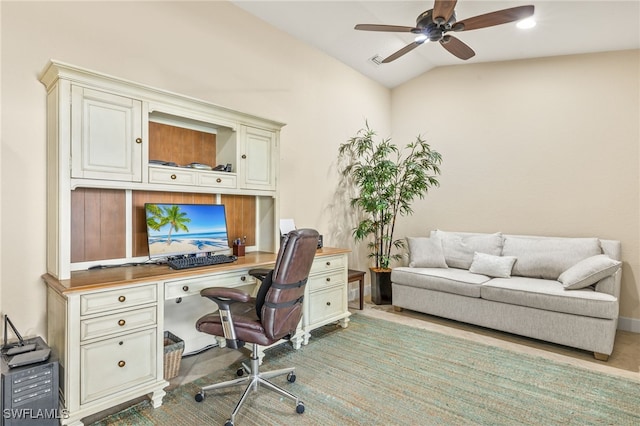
248,268,272,282
200,287,251,302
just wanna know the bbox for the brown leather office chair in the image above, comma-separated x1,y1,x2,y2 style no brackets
194,229,319,426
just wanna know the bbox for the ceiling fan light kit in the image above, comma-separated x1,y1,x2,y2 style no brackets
355,0,535,63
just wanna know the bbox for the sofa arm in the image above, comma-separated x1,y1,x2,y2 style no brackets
595,269,622,299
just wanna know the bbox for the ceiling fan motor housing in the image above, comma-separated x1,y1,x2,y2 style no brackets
416,9,456,42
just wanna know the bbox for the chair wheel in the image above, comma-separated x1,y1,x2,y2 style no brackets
296,402,305,414
236,368,244,376
194,392,205,402
224,420,233,426
287,372,296,383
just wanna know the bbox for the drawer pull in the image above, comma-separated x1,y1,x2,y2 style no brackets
118,319,126,327
182,285,189,292
326,261,331,266
118,296,126,303
171,174,177,180
241,276,246,281
118,360,126,368
119,341,123,346
135,137,142,144
326,277,331,282
326,302,331,306
216,178,222,183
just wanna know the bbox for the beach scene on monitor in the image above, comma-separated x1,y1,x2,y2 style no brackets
145,203,229,258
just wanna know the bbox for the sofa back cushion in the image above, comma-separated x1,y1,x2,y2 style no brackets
502,236,601,280
431,230,503,269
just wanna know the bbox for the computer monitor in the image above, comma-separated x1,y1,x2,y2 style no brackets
144,203,230,259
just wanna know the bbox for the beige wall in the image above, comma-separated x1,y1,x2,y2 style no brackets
391,50,640,323
0,1,389,337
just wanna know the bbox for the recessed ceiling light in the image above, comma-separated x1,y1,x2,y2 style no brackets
517,18,536,29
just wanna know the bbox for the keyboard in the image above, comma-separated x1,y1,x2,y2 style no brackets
167,254,237,270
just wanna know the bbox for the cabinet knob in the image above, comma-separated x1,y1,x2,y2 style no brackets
118,296,126,303
118,360,126,368
241,154,247,159
326,261,331,266
326,277,331,282
135,137,142,144
118,319,126,327
216,178,222,183
182,285,189,292
326,301,331,306
241,276,246,281
171,174,177,180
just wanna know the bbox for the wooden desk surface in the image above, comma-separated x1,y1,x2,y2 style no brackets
43,247,349,295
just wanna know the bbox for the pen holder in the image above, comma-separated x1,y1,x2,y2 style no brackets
233,243,245,257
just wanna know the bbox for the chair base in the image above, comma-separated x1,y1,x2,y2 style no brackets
195,343,304,426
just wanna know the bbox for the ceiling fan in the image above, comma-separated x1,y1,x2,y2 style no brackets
355,0,534,63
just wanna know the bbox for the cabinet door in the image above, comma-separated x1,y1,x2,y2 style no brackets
239,126,275,190
71,86,143,182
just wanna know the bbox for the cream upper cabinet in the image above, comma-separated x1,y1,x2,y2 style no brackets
239,125,276,190
71,86,143,182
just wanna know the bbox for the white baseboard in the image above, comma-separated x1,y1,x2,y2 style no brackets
617,316,640,333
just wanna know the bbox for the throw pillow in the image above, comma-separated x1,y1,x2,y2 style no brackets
558,254,622,290
406,237,448,268
432,230,503,269
469,252,517,278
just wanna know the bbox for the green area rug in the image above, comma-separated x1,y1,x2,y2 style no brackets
91,314,639,425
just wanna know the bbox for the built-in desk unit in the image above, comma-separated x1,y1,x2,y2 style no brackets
39,61,350,425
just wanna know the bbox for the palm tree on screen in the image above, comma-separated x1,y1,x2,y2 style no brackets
147,204,191,245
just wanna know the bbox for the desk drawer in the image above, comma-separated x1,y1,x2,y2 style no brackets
310,255,346,274
199,172,236,189
80,328,156,404
80,284,157,316
148,166,196,185
165,270,257,299
307,269,345,292
80,306,157,341
307,286,345,325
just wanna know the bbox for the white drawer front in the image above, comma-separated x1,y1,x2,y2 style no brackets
80,306,157,341
165,270,258,299
311,254,346,274
307,269,345,292
80,329,156,404
199,172,236,189
80,284,157,316
307,286,345,325
148,166,196,185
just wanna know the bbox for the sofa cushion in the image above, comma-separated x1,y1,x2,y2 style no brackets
502,236,601,280
558,254,622,290
391,267,489,298
432,230,503,269
406,237,448,268
480,277,618,319
469,252,517,278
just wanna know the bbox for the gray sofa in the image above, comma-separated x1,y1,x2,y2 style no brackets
391,231,622,360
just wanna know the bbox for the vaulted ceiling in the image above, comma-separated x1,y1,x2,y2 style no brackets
233,1,640,88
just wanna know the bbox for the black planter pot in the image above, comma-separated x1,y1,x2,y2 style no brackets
369,268,392,305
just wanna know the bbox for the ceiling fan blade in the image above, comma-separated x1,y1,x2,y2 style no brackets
382,41,423,63
453,5,534,32
439,35,475,60
354,24,417,32
433,0,458,23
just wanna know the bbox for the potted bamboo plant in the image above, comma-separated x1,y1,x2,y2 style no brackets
338,123,442,304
